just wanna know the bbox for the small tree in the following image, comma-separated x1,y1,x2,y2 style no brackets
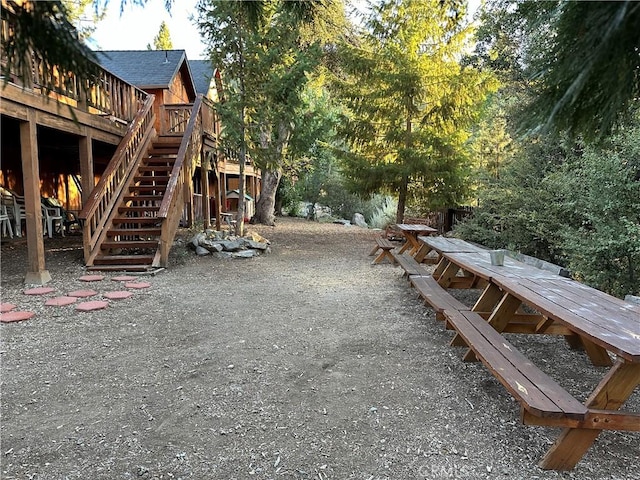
147,20,173,50
334,0,497,222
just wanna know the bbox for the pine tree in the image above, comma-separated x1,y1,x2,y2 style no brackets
334,0,497,221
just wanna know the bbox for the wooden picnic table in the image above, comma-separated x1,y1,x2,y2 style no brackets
392,224,437,256
431,245,640,470
414,235,486,263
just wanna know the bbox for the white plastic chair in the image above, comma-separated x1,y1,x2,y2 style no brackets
0,205,13,238
11,193,26,237
41,204,64,238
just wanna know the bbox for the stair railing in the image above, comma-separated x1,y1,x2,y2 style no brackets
155,95,205,267
79,94,156,265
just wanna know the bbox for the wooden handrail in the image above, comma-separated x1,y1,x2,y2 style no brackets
154,95,206,266
78,94,156,264
158,95,203,219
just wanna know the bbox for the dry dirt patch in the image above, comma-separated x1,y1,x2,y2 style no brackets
1,217,638,479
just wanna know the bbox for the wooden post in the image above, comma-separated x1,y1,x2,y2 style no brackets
20,111,51,284
214,169,222,230
79,130,94,204
201,155,211,230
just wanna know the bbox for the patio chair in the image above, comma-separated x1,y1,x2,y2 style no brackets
42,197,81,234
41,203,64,238
0,205,13,238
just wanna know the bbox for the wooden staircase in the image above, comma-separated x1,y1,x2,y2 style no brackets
88,135,182,272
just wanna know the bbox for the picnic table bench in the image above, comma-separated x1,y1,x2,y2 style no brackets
369,236,396,264
396,235,640,470
391,224,437,256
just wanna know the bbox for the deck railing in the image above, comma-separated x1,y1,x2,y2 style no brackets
78,94,156,264
161,97,218,137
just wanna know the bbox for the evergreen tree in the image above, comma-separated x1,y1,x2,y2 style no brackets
147,20,173,50
334,0,496,221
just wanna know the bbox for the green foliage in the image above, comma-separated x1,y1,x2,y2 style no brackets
1,1,101,95
480,0,640,141
556,128,640,296
455,124,640,297
368,195,398,229
333,0,497,220
148,21,173,50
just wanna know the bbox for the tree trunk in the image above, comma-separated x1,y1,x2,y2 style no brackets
253,168,282,226
396,173,408,223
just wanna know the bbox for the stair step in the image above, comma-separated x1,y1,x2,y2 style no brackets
156,136,183,144
112,217,161,225
93,254,155,265
106,227,162,236
139,166,173,172
101,240,159,250
123,195,163,202
118,206,160,214
134,175,171,182
146,151,177,156
87,264,154,272
129,186,166,193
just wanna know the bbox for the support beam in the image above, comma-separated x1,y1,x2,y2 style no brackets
20,111,50,285
202,165,210,230
79,131,94,204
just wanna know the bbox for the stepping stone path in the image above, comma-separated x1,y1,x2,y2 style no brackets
1,311,36,323
24,287,55,295
68,289,98,298
1,303,17,313
76,300,109,312
1,274,153,323
124,282,151,289
45,296,78,306
79,274,105,282
103,291,133,300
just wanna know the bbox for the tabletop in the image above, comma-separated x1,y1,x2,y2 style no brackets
394,223,438,234
418,236,487,253
439,250,640,363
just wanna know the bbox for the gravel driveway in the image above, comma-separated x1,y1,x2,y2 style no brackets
1,217,638,479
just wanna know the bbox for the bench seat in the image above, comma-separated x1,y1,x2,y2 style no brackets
410,275,469,320
392,251,431,278
444,309,588,420
370,236,396,264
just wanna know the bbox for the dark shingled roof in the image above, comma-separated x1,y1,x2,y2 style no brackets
189,60,214,95
96,50,194,93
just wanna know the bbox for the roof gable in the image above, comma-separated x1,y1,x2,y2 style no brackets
189,60,214,96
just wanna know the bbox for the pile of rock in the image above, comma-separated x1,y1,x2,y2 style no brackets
188,230,271,259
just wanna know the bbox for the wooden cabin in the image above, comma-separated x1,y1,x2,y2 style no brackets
0,15,260,283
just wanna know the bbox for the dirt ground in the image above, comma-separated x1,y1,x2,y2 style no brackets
1,217,638,480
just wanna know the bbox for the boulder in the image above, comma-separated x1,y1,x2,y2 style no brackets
352,213,368,228
190,232,207,249
200,239,224,252
218,239,245,252
195,246,211,256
